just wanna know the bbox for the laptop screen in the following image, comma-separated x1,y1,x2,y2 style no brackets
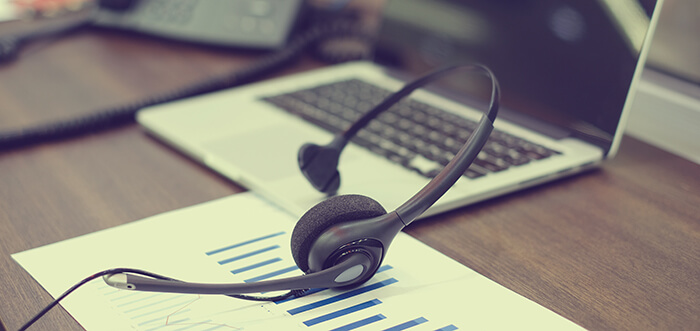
373,0,660,153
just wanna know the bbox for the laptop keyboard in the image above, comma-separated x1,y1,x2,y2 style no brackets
262,79,560,180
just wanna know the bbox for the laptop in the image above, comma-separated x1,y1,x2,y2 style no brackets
137,0,663,218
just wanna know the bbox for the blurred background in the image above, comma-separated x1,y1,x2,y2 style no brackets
0,0,697,162
626,0,700,164
644,0,699,84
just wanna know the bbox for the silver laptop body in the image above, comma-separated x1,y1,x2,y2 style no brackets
137,0,663,217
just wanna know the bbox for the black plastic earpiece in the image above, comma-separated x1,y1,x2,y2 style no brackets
298,142,343,195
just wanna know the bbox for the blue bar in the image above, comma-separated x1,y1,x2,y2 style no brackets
172,319,212,331
129,300,193,319
104,289,122,296
145,318,189,331
435,325,458,331
116,294,161,308
217,245,280,265
244,266,299,283
303,299,382,326
124,296,185,314
274,265,394,305
332,314,386,331
137,309,190,326
230,258,282,274
110,292,140,301
205,231,285,255
294,287,326,298
273,287,326,304
384,317,428,330
288,278,398,315
201,324,228,331
376,265,393,273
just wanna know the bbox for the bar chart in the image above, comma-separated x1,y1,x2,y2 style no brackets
100,230,459,330
15,193,582,330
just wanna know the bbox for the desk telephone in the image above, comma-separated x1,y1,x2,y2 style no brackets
96,0,306,49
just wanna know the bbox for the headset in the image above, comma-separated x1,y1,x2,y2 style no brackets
19,63,499,331
102,63,500,296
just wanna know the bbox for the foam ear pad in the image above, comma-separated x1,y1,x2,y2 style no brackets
291,195,387,272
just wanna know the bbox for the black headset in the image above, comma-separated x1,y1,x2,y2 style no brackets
20,63,499,330
101,63,500,297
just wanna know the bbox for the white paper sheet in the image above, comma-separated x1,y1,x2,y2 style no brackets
13,193,582,330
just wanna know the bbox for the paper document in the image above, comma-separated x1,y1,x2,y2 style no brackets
13,193,582,330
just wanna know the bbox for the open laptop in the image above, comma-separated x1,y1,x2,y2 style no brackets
137,0,663,217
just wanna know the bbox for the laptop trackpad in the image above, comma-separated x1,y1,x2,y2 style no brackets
203,124,329,181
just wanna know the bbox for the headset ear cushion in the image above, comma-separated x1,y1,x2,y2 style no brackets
291,195,387,272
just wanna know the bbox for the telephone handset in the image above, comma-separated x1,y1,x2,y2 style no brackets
95,0,306,50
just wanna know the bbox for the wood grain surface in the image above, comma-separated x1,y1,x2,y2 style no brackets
1,11,698,331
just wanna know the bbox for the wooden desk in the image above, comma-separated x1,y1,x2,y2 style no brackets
1,21,699,331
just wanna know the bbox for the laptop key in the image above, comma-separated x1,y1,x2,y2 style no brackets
407,155,443,177
464,168,487,179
